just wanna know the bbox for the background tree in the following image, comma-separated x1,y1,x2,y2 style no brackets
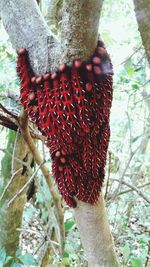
0,130,33,260
133,0,150,65
0,0,119,266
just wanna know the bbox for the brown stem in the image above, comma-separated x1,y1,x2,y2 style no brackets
18,109,65,253
110,178,150,203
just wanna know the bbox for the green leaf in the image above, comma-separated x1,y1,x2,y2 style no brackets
65,220,75,232
11,263,22,267
19,253,36,265
36,192,44,203
132,83,140,90
61,257,70,266
131,257,143,267
0,247,6,264
132,135,142,143
63,251,69,258
121,244,130,262
127,67,134,77
24,206,36,222
5,256,13,264
124,58,132,70
15,249,22,258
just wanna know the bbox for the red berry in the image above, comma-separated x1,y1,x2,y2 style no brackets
85,83,92,92
51,72,57,79
58,166,63,172
60,157,66,164
58,64,66,72
86,64,92,71
31,77,36,84
32,106,38,113
74,60,82,68
43,73,50,80
93,57,101,64
55,150,61,157
94,66,101,75
28,92,35,101
18,48,26,55
84,127,90,133
36,76,42,84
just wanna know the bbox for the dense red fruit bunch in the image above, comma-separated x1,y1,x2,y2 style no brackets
17,40,113,208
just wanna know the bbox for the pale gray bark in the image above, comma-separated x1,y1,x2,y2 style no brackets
1,0,119,266
75,194,119,267
0,0,59,74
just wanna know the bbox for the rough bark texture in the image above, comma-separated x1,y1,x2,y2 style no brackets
0,0,119,266
60,0,103,63
0,131,33,258
133,0,150,65
0,0,59,74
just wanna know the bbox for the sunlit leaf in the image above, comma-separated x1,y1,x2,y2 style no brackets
0,247,6,264
121,244,130,262
62,257,70,266
65,220,75,232
11,263,22,267
19,253,36,265
131,257,143,267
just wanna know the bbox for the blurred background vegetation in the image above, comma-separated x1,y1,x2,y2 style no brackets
0,0,149,266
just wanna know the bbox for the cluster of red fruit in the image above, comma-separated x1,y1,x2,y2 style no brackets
17,40,113,207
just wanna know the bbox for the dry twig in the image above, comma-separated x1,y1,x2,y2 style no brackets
118,182,150,196
110,178,150,203
0,168,23,202
7,161,44,206
18,109,65,254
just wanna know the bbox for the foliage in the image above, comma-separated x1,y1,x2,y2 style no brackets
0,247,36,267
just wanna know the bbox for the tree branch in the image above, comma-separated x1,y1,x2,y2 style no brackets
110,178,150,203
0,103,18,120
18,109,65,253
0,90,20,102
0,0,59,74
117,182,150,196
60,0,103,63
7,161,43,206
0,168,23,202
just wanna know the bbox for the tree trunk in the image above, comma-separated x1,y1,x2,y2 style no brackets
0,1,119,266
75,194,118,267
0,130,33,258
133,0,150,65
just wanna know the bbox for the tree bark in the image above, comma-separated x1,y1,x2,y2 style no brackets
0,130,33,258
0,0,119,266
60,0,103,63
0,0,59,74
19,110,65,255
133,0,150,65
75,194,119,267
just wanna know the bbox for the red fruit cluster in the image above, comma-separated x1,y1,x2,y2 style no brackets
17,40,113,208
